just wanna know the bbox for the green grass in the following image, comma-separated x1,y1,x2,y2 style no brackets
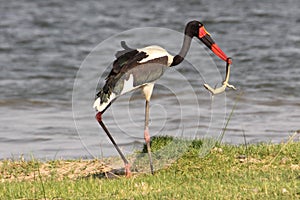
0,136,299,199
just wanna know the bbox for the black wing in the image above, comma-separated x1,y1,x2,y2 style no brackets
97,48,148,103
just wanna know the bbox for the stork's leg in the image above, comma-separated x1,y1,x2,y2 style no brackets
144,100,154,174
96,112,131,177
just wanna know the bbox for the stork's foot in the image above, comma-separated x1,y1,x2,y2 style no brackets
125,163,132,178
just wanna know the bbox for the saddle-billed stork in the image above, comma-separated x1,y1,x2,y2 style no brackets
93,20,235,177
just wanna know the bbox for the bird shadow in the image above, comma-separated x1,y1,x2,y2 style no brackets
85,167,141,179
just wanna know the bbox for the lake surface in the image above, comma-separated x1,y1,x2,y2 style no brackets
1,0,300,160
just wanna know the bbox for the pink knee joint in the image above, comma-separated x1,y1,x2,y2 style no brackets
144,127,150,143
95,112,102,121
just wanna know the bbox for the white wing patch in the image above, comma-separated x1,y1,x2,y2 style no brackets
137,45,174,66
121,74,138,95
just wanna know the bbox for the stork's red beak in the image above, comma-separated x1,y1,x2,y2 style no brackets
198,26,232,64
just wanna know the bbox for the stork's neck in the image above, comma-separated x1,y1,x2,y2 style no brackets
171,32,193,66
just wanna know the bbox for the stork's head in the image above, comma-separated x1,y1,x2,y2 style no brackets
186,20,232,64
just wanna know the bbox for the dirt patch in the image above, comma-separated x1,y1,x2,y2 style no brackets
0,159,113,182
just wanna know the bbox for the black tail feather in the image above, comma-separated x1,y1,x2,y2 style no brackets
115,41,135,58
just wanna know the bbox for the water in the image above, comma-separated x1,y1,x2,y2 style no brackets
1,0,300,160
